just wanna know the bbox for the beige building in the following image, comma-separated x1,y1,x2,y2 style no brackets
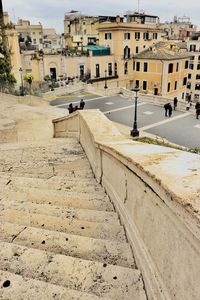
160,16,197,40
43,28,64,52
133,42,190,98
16,19,43,50
64,11,123,48
185,35,200,101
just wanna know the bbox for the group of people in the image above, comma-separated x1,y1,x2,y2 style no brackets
68,99,85,114
163,96,200,119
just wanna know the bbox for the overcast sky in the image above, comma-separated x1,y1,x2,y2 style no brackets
3,0,200,33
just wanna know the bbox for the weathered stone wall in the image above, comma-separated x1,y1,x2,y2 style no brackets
53,110,200,300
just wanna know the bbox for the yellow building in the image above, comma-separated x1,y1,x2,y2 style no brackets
133,42,190,98
98,13,163,88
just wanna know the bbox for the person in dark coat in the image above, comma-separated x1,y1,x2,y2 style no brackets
68,103,73,114
173,97,178,110
195,101,200,119
79,99,85,110
164,103,171,117
168,103,173,117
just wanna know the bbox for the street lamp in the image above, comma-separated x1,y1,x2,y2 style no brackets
130,85,140,137
19,67,24,96
104,69,108,89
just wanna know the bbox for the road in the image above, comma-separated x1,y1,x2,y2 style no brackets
50,93,200,149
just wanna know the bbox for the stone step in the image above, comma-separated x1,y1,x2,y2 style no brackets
2,185,107,201
0,189,114,212
0,200,119,225
0,270,110,300
0,159,94,179
0,177,103,194
0,242,147,300
0,222,135,268
0,210,126,242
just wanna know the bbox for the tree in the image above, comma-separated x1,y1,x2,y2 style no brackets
23,73,34,92
0,1,16,92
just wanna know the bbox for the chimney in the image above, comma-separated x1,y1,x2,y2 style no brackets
116,15,120,23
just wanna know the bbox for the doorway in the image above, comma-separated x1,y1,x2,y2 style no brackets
154,88,158,95
50,68,57,80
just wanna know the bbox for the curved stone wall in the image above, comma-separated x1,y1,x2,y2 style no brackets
53,110,200,300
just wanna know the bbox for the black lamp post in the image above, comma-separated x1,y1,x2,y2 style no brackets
130,85,140,137
104,69,108,89
19,67,24,96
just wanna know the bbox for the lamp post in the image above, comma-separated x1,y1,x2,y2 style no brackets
19,67,24,96
130,85,140,137
104,69,108,89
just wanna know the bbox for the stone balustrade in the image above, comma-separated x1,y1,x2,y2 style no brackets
53,110,200,300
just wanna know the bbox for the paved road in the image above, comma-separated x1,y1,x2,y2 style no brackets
50,93,200,149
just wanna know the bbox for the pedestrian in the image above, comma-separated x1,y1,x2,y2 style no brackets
173,97,178,110
168,103,172,117
195,101,200,119
80,99,85,110
164,103,169,117
68,103,73,114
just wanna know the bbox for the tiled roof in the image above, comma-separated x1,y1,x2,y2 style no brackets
134,41,191,60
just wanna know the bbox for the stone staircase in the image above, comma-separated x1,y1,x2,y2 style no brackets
0,138,147,299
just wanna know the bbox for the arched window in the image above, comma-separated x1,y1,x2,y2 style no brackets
124,46,130,59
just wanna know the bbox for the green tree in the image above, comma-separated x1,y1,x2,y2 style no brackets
23,73,34,92
0,0,16,92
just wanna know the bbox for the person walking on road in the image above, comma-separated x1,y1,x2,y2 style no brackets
173,97,178,110
164,103,169,117
195,101,200,119
80,99,85,110
168,103,173,117
68,103,73,114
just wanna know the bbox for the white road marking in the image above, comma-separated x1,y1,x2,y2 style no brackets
194,124,200,129
143,111,154,115
105,102,114,105
55,96,107,107
140,112,192,131
104,102,146,114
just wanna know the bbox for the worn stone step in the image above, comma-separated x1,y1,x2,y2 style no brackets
0,200,119,225
0,270,110,300
0,189,114,212
0,210,126,242
0,222,135,268
0,242,147,300
0,175,103,193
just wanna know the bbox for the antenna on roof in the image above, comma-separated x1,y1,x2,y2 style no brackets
138,0,140,12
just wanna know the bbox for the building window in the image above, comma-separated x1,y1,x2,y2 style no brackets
124,32,130,40
33,38,37,44
133,61,135,70
183,77,187,86
105,32,112,40
95,64,100,77
182,93,185,99
168,63,173,73
124,46,130,59
144,62,148,72
143,32,149,40
39,39,43,44
153,32,158,40
185,60,189,69
197,64,200,70
195,84,200,90
189,63,194,70
108,63,112,76
80,65,84,77
124,62,128,75
135,32,140,40
136,62,140,71
174,81,177,90
190,44,196,52
114,63,117,76
196,74,200,80
176,63,179,72
188,73,192,79
143,81,147,91
167,82,171,92
136,46,139,54
136,80,140,88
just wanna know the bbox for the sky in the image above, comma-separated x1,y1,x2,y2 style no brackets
3,0,200,33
